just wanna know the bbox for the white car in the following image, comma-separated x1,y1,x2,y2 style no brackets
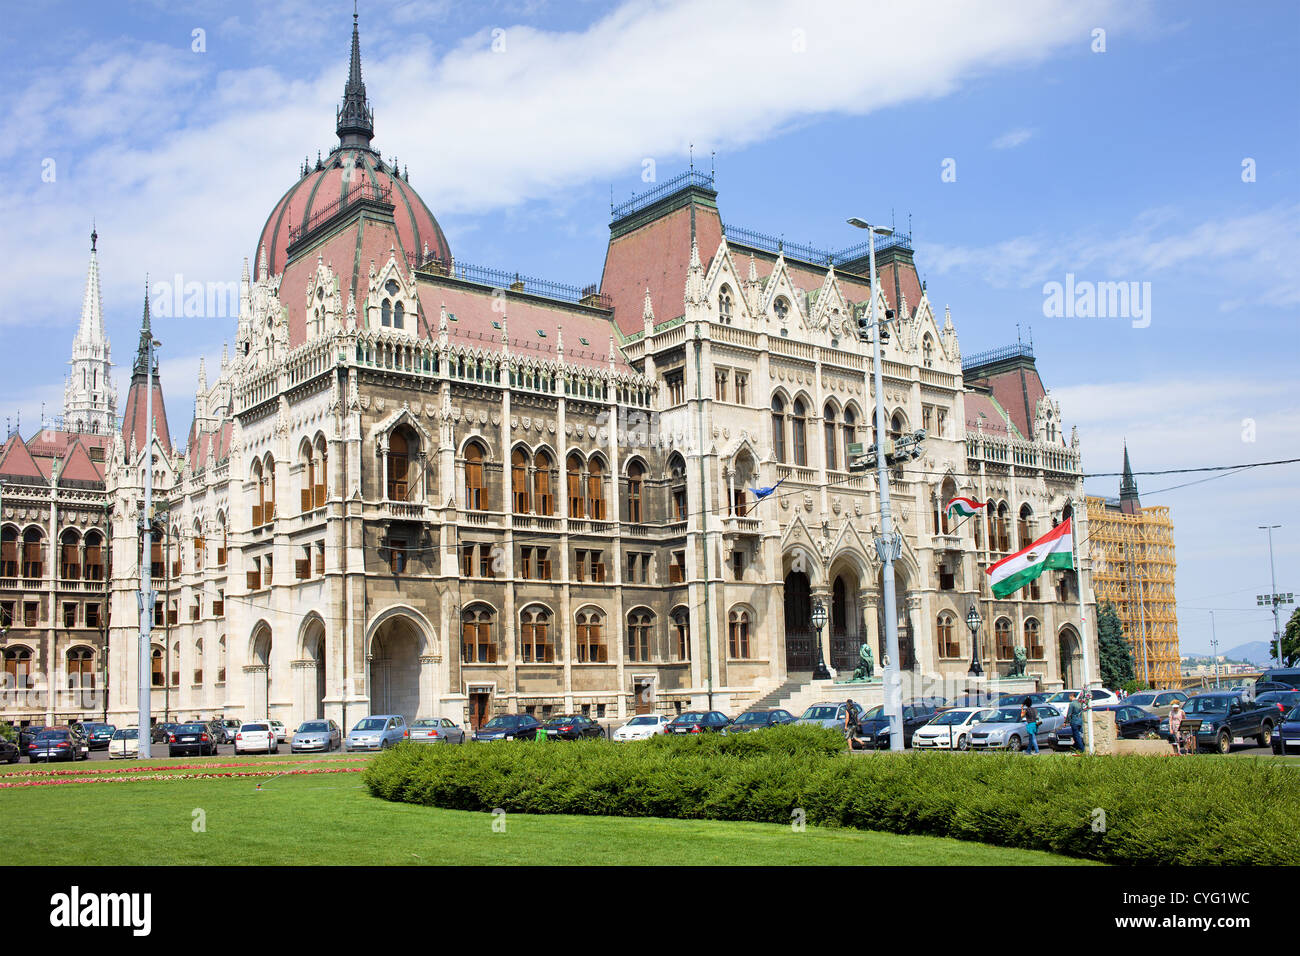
108,727,140,759
1044,688,1119,711
234,722,279,755
911,708,989,750
613,714,672,741
267,720,288,742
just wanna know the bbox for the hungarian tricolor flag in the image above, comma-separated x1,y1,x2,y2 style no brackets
986,518,1075,599
945,497,985,520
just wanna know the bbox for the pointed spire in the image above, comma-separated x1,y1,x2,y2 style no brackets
1120,441,1140,512
257,244,268,282
336,6,375,149
132,279,153,382
76,226,106,345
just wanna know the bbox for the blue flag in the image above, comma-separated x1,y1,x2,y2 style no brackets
749,476,787,501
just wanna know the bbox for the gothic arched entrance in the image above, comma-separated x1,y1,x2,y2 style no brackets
302,617,327,720
1059,626,1081,687
783,568,813,671
369,614,424,719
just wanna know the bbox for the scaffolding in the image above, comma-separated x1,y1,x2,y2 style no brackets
1085,497,1180,686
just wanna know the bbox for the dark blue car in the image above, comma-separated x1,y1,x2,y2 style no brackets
1273,706,1300,756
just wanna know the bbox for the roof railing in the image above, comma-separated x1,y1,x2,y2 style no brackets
611,170,716,222
722,224,912,268
961,342,1035,371
408,254,611,310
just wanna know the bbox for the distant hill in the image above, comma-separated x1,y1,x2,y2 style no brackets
1225,641,1273,666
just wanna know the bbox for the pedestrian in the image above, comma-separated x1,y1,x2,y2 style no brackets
843,699,860,742
1020,696,1040,754
1168,698,1186,755
1071,689,1090,752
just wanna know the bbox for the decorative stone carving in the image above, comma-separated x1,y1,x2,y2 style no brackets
510,417,518,429
521,416,531,432
410,401,421,416
479,410,489,425
359,395,370,410
803,493,813,512
831,496,842,515
375,397,386,412
491,412,501,426
586,425,597,439
548,420,556,433
854,499,863,517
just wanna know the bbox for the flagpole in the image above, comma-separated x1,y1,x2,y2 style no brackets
1070,500,1095,754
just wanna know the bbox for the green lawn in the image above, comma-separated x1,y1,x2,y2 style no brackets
0,758,1093,865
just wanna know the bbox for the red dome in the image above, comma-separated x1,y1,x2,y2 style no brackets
256,147,450,277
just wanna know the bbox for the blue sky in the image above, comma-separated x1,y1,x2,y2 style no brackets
1,0,1296,658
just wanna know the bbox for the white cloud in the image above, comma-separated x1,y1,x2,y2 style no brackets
991,127,1033,149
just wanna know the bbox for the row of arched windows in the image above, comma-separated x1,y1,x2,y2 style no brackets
461,604,744,663
936,615,1045,660
1,526,107,581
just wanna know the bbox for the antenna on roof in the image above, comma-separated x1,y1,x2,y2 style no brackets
711,150,715,179
610,184,613,214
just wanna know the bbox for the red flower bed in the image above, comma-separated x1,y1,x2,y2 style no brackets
0,767,365,789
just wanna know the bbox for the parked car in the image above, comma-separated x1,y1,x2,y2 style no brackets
968,705,1067,751
0,737,21,763
1255,690,1300,719
666,711,732,735
1044,688,1120,710
1157,691,1277,753
28,726,90,762
347,715,410,750
108,727,140,760
151,723,180,745
950,690,1003,708
17,725,45,750
724,709,797,734
912,708,987,750
1257,667,1300,692
1271,706,1300,755
855,701,949,749
407,718,465,745
203,720,230,745
996,692,1051,708
82,723,116,751
543,714,605,740
168,722,219,757
1093,704,1163,739
613,714,672,741
220,719,242,742
267,720,288,743
471,714,542,742
291,719,343,752
234,722,278,755
796,702,856,730
1119,690,1188,717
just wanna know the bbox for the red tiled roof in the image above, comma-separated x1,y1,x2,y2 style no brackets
599,201,724,336
0,433,44,480
415,284,633,373
57,438,103,484
966,364,1046,442
257,148,449,279
965,391,1018,438
121,380,172,456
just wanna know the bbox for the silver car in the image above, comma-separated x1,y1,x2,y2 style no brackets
291,719,342,753
968,704,1066,750
346,715,409,751
409,717,466,744
796,702,854,730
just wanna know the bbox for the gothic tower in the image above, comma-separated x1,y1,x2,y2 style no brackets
63,226,118,434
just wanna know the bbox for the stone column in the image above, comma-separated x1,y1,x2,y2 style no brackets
861,590,881,662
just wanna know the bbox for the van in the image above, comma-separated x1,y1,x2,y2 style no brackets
1258,668,1300,691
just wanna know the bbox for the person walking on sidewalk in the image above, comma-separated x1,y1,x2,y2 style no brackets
1020,697,1040,754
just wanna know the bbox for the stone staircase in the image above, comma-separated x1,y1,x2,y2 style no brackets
740,672,815,714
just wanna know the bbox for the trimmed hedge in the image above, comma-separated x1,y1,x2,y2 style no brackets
363,729,1300,865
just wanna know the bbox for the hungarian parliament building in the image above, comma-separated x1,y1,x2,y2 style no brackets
0,16,1098,732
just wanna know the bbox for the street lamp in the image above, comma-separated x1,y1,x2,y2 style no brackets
966,604,984,678
848,216,905,752
811,599,830,681
1260,525,1282,667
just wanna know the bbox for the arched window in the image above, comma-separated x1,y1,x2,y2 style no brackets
314,437,327,508
575,609,607,662
1025,618,1043,659
533,451,553,516
511,449,529,514
22,528,43,579
668,454,687,521
923,334,934,368
586,457,606,520
843,407,857,465
464,443,486,511
67,647,94,697
985,499,997,552
519,606,554,663
393,300,405,330
791,399,807,467
1018,504,1034,549
774,297,789,323
718,286,733,324
566,453,585,518
771,396,787,462
381,299,392,327
937,614,959,658
218,635,227,683
151,645,165,687
262,456,277,523
60,529,81,581
889,413,904,442
0,526,17,577
84,531,104,581
728,608,752,658
388,430,411,501
995,618,1013,661
627,609,652,662
461,605,497,663
193,523,205,572
626,461,644,523
996,502,1011,553
3,646,33,689
671,607,690,661
824,404,839,470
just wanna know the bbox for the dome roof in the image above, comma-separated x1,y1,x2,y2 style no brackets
256,149,450,277
254,11,450,277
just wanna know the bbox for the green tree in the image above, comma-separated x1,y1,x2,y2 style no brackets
1097,600,1137,689
1281,606,1300,667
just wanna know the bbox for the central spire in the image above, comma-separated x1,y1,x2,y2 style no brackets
336,7,375,149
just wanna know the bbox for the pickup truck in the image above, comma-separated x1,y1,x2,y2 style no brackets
1161,691,1278,754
